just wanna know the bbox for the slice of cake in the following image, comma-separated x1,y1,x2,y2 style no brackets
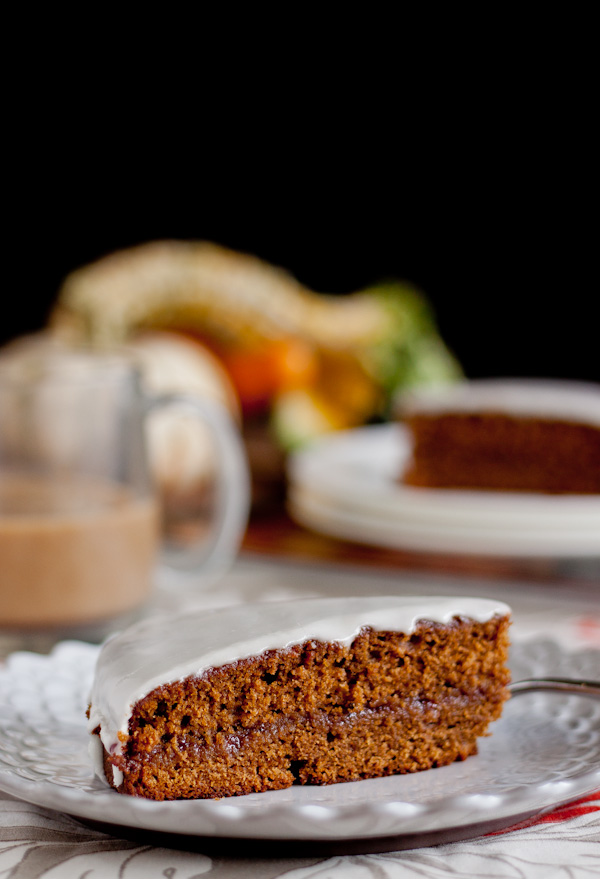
88,596,511,800
397,379,600,494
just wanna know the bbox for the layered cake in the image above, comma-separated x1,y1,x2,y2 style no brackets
397,379,600,494
88,596,511,800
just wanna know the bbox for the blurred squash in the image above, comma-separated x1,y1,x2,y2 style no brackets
50,240,462,460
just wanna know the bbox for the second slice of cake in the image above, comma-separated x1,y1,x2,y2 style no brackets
397,379,600,494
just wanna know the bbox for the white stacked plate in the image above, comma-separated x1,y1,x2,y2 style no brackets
287,424,600,557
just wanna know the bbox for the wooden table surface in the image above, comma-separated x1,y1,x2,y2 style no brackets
242,502,600,587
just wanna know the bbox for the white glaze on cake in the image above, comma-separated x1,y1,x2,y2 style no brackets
87,595,511,769
397,379,600,427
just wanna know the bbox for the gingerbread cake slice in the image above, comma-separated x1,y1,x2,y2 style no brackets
87,596,511,800
397,379,600,494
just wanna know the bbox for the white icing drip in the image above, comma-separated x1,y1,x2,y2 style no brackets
87,595,510,769
88,734,104,778
398,379,600,427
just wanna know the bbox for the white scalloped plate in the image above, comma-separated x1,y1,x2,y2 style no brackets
287,425,600,557
0,639,598,852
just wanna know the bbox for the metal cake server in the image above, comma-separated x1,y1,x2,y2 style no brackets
510,677,600,697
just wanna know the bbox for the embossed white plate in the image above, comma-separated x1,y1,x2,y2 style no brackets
0,640,598,850
288,425,600,557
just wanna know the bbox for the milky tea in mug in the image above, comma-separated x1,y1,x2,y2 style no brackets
0,350,249,631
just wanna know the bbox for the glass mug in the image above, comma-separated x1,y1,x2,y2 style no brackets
0,348,250,639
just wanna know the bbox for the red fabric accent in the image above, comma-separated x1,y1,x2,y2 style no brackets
575,616,600,647
487,791,600,836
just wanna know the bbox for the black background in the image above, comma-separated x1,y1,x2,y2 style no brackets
6,8,597,385
5,125,597,385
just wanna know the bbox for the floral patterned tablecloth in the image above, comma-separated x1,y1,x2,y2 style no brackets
1,554,599,878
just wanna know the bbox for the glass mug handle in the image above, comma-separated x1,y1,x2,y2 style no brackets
143,392,250,581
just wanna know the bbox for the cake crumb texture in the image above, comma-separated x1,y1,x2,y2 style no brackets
403,413,600,493
102,614,511,800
